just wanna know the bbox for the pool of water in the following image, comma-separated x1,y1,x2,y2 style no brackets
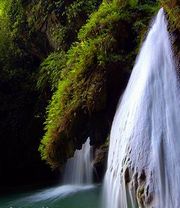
0,184,101,208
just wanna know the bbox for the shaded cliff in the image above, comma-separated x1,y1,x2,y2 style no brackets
0,0,101,189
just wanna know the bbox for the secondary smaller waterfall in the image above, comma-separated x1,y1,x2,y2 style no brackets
10,138,94,204
63,138,93,185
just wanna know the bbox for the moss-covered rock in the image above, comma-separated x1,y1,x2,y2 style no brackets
162,0,180,59
25,0,102,51
162,0,180,30
39,0,159,168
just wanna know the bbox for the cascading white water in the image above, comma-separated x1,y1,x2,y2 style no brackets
63,137,93,185
103,8,180,208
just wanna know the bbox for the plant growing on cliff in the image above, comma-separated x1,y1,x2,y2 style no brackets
36,0,103,94
39,0,159,168
26,0,102,51
37,51,67,92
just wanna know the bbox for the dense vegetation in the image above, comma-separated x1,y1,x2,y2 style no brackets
0,0,101,189
39,0,160,168
0,0,179,188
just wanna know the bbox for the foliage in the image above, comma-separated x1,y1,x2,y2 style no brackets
161,0,180,60
161,0,180,30
37,51,67,91
0,0,105,176
35,0,102,93
0,0,53,186
66,0,101,22
39,0,160,167
26,0,102,50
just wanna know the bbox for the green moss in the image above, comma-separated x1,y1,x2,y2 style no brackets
39,0,160,167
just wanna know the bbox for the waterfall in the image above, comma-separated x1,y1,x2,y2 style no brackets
63,138,93,185
103,8,180,208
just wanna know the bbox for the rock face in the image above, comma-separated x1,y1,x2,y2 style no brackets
93,143,108,182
